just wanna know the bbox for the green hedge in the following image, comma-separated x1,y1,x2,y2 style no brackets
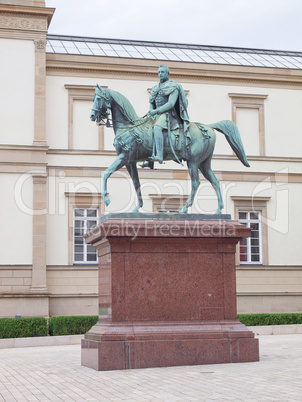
2,314,302,339
48,315,98,336
0,317,48,339
238,313,302,326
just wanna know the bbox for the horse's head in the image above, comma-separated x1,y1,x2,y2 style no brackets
90,85,111,124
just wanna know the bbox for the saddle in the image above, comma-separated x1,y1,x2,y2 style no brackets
114,120,210,167
142,126,184,153
142,123,210,161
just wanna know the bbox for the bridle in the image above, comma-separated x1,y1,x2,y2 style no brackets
92,90,151,129
91,93,113,127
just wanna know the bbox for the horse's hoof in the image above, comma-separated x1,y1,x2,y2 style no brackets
180,207,188,213
132,205,142,213
104,197,111,207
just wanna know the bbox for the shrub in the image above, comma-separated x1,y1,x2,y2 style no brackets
48,315,98,336
238,313,302,326
0,317,48,339
2,313,301,339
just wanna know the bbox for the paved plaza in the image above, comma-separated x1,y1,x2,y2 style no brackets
0,334,301,401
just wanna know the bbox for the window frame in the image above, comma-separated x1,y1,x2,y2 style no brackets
232,196,270,266
73,207,99,264
228,93,268,156
64,84,107,150
65,192,103,265
238,211,262,264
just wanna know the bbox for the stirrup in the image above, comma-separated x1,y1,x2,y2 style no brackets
139,161,154,169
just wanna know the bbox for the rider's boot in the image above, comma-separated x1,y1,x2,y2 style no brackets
149,126,163,163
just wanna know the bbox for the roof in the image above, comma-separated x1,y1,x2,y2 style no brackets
46,34,302,70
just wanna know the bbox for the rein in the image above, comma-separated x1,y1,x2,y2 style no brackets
96,113,152,129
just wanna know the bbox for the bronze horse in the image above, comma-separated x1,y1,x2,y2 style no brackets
90,85,250,213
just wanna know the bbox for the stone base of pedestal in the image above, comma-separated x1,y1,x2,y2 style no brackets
82,214,259,371
81,321,259,371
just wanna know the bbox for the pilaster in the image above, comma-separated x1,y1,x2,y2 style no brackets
33,37,48,146
0,1,54,316
30,173,48,294
0,2,55,146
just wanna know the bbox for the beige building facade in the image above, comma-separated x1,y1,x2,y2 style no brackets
1,0,302,317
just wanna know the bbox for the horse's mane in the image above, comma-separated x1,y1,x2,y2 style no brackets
107,88,140,123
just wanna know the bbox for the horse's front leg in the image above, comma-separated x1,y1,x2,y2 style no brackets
126,163,143,213
102,153,127,207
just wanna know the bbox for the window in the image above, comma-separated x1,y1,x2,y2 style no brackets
65,192,103,265
232,196,270,266
238,211,262,264
73,208,98,263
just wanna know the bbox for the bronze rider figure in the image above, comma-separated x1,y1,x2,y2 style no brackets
148,65,190,163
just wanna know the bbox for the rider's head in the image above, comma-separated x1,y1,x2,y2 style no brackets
158,65,169,82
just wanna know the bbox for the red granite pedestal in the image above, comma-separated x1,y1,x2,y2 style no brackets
81,214,259,371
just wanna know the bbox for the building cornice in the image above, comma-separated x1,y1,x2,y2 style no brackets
47,149,116,156
46,53,302,88
0,144,49,151
46,148,302,163
45,165,302,184
0,4,55,27
1,145,301,166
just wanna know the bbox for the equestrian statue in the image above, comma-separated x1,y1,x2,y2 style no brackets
90,64,250,213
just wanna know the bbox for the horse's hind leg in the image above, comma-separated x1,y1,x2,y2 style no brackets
126,162,143,213
180,161,200,213
102,153,127,207
199,157,224,214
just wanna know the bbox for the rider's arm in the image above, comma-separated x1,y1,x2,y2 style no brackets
149,102,156,112
152,89,179,115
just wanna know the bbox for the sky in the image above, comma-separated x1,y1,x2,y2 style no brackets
46,0,302,52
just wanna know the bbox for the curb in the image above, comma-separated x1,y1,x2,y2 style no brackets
1,325,302,349
0,334,84,349
248,324,302,336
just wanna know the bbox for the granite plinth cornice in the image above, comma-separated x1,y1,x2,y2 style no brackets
84,214,251,246
84,320,255,342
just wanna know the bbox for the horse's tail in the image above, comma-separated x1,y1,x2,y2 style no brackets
208,120,250,167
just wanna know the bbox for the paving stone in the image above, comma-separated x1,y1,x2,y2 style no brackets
0,335,301,401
